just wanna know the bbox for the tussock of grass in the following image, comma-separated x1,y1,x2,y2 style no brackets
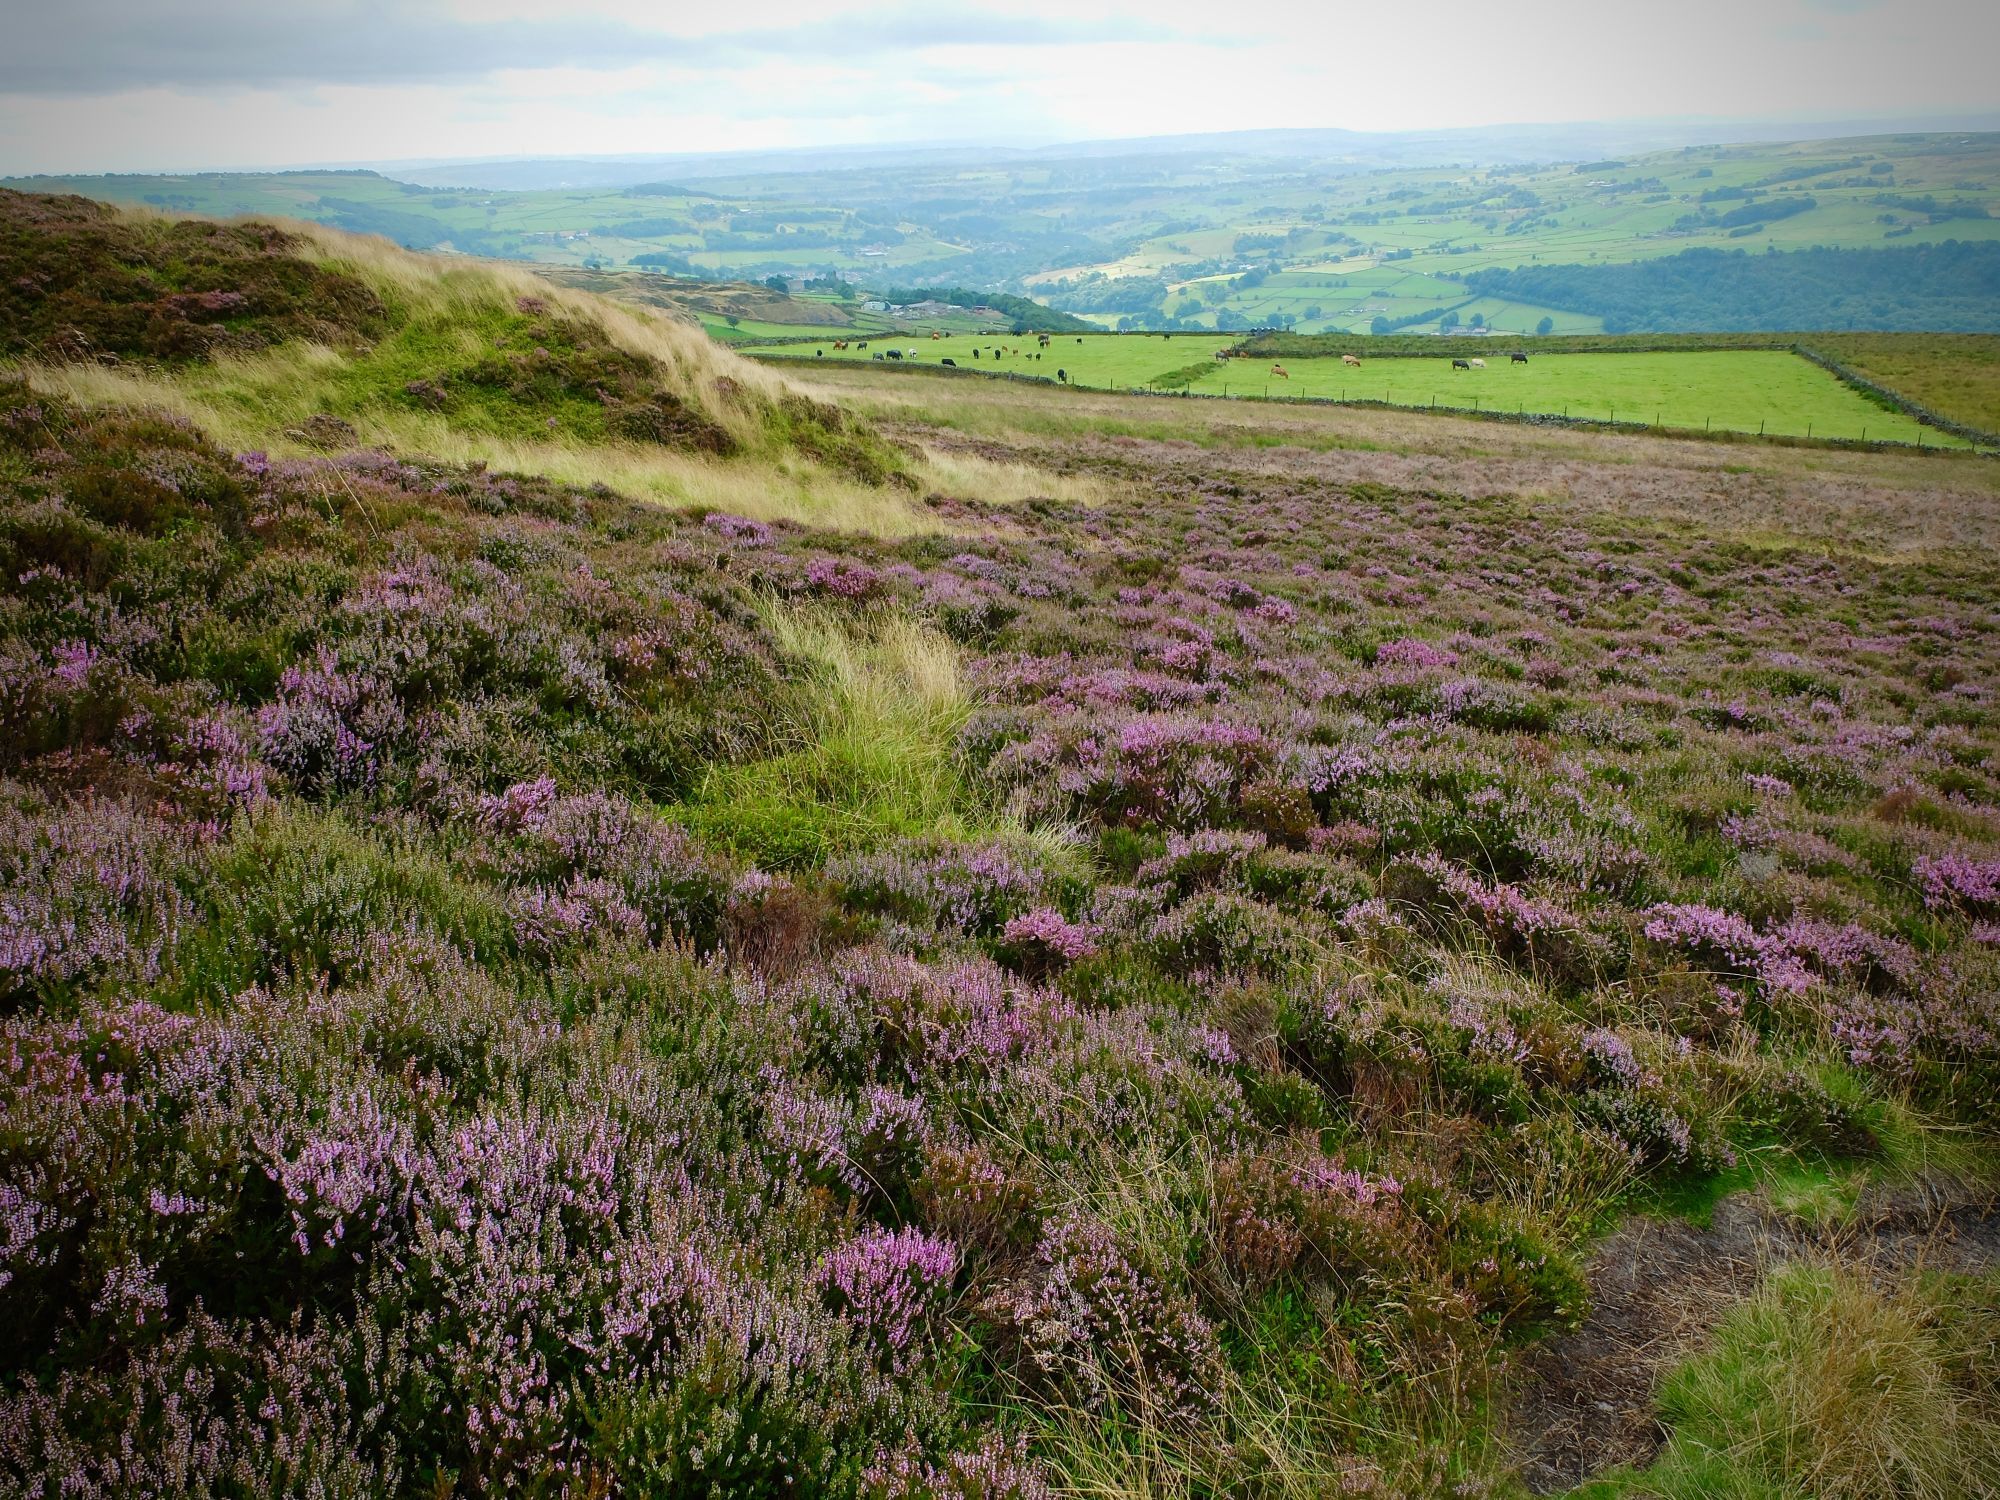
678,604,1012,867
1586,1264,2000,1500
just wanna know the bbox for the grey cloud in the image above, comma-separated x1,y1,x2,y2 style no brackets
1,3,1180,95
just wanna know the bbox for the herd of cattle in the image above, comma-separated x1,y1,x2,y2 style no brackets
816,332,1086,368
809,333,1535,385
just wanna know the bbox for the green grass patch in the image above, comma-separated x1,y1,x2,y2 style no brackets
1574,1264,2000,1500
676,605,1009,869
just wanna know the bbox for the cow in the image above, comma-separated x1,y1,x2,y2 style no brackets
832,340,848,350
931,330,942,339
1469,358,1486,369
857,342,868,350
1057,369,1068,383
885,349,904,361
972,349,980,359
1077,338,1084,344
1511,352,1529,364
1452,359,1471,371
872,353,884,361
816,349,823,357
941,358,956,367
1342,353,1362,368
1037,334,1051,347
1271,364,1289,379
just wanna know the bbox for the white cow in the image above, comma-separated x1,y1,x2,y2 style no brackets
1468,358,1486,369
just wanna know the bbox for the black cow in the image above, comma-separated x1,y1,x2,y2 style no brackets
1452,359,1471,371
857,342,868,350
1077,338,1084,344
1511,352,1529,365
1057,369,1068,383
872,353,884,361
941,358,956,367
886,349,904,361
816,349,823,357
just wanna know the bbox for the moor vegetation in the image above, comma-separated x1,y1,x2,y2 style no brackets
0,196,1997,1497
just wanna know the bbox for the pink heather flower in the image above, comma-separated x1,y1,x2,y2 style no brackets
48,640,99,687
1643,902,1813,996
703,511,773,546
819,1225,959,1370
1581,1027,1643,1086
1000,907,1099,964
1913,854,2000,914
803,555,883,600
477,775,559,832
1375,637,1459,671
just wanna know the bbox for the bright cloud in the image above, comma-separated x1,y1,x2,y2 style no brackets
1,0,1994,173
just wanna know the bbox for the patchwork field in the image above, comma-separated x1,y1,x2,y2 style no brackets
745,335,1976,445
11,129,1997,340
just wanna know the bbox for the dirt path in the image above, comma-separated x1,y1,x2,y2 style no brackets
1506,1187,2000,1495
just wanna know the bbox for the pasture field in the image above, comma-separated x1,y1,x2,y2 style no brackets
1195,350,1964,443
747,335,1978,446
1807,332,2000,437
742,330,1237,387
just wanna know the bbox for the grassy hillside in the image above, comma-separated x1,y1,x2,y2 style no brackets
0,190,1110,535
2,193,1998,1499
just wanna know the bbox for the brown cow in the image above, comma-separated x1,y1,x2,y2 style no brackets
1271,364,1290,379
1341,353,1362,368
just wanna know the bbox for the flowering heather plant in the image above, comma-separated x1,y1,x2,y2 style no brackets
1913,852,2000,915
997,907,1099,971
832,837,1053,936
803,554,886,601
819,1225,960,1373
985,1215,1224,1425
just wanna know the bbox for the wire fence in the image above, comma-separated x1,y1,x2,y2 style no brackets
749,352,1997,457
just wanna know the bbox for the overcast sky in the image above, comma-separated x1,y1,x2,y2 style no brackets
2,0,1996,174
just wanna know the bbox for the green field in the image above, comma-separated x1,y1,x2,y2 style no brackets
748,335,1973,446
744,331,1237,388
1195,350,1958,442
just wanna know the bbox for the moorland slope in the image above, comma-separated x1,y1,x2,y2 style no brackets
1,196,1997,1499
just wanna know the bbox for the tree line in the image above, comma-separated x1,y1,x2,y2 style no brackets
1462,242,2000,334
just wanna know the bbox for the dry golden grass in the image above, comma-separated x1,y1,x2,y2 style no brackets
10,208,1114,538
